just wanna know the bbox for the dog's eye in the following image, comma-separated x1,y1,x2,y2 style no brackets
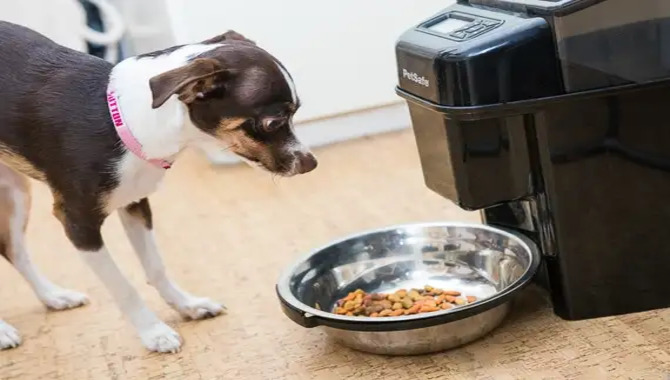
261,116,286,132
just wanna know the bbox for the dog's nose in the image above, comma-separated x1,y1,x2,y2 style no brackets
296,151,317,174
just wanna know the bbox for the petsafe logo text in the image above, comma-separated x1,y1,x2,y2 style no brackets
402,69,430,87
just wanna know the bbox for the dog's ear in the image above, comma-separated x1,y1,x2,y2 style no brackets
202,30,256,45
149,58,233,109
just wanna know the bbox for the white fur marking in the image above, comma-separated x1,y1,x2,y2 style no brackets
118,209,224,319
0,320,21,350
107,43,228,207
283,124,314,176
105,154,165,213
109,43,224,161
79,247,182,353
275,61,297,103
5,184,89,309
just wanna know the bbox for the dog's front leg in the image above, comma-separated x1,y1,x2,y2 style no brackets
119,198,224,320
56,203,182,353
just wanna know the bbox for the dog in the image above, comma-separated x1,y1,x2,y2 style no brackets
0,21,317,353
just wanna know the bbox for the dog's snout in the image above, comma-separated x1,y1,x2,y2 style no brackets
295,151,317,174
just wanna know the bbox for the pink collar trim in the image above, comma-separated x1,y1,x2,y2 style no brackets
106,90,172,169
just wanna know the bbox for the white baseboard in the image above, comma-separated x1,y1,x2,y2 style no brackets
200,102,411,165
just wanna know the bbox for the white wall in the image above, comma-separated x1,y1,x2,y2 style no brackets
0,0,87,51
165,0,451,123
108,0,177,56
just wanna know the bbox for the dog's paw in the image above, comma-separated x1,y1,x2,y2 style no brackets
176,297,225,320
0,320,21,350
140,323,182,353
40,288,89,310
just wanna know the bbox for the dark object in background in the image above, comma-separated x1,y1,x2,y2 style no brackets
79,0,124,62
396,0,670,320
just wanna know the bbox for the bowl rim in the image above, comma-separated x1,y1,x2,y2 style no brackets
276,221,541,331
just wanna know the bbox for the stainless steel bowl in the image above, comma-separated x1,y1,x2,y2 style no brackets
276,222,540,355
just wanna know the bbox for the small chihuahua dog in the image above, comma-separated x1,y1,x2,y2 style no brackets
0,21,316,353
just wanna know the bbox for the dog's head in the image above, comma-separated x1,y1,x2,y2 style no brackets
148,31,317,176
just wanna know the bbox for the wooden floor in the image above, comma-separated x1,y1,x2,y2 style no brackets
1,130,669,379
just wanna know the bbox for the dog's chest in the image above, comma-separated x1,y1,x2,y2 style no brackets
106,155,166,211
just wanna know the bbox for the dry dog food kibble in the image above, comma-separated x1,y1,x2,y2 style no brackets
333,285,478,317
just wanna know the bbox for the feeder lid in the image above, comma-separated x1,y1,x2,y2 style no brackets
466,0,606,16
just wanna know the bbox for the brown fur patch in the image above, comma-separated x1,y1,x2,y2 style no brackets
51,190,66,224
214,128,271,164
211,118,271,162
0,144,46,182
0,187,14,262
0,163,31,262
216,117,247,133
125,198,153,230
